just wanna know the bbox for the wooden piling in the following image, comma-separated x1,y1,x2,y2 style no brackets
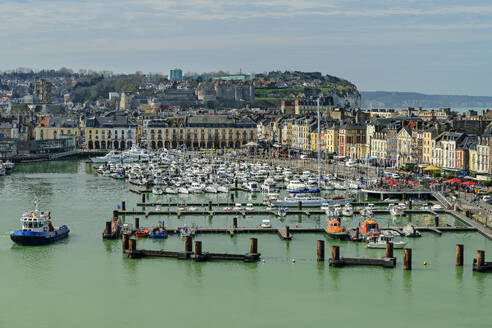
208,201,212,211
135,217,140,229
105,221,112,234
184,236,192,253
298,201,302,210
477,250,485,267
456,244,464,266
385,242,394,258
331,245,340,261
434,216,439,227
141,193,145,203
128,238,136,253
249,238,258,254
286,225,290,238
235,179,238,188
122,201,126,211
194,241,202,256
230,193,235,203
112,210,118,219
122,233,129,253
317,240,325,261
403,248,412,270
233,217,238,228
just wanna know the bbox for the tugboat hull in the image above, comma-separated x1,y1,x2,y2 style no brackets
10,226,70,246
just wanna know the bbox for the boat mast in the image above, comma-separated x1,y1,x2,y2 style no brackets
317,97,321,188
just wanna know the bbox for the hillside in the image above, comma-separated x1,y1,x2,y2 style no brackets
362,91,492,109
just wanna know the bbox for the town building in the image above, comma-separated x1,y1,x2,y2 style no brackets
144,115,257,149
85,115,137,150
170,68,183,81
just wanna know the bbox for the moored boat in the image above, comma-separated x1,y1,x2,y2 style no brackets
366,231,407,249
151,223,168,238
135,227,149,238
325,218,348,240
359,219,380,242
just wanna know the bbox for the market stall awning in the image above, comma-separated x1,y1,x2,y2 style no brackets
423,165,441,171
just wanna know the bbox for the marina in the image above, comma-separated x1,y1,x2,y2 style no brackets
0,158,492,328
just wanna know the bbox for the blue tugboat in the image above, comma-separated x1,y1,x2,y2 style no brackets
10,200,69,246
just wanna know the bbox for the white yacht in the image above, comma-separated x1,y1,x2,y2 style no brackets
124,146,150,162
204,185,218,193
286,180,307,191
273,193,326,207
189,182,204,193
152,185,164,195
366,231,407,249
217,185,229,193
90,151,128,163
244,181,260,192
342,203,354,216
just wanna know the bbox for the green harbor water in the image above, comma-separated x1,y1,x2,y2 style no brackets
0,160,491,328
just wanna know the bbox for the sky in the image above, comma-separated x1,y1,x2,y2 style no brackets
1,0,492,95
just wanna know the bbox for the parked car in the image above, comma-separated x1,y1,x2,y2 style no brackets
391,173,400,179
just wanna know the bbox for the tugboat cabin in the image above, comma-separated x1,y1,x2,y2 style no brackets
20,211,53,233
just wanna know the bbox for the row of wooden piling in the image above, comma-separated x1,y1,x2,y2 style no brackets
315,241,489,272
122,233,260,262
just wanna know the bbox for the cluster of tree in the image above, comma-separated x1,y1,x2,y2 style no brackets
70,74,144,103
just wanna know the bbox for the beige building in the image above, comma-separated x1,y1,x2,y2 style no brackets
144,115,257,149
85,115,137,150
35,116,79,144
370,132,387,163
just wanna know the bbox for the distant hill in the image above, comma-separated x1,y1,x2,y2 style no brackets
361,91,492,109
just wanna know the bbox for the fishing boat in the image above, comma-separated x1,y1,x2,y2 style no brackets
360,204,375,218
10,199,69,246
342,203,353,216
325,218,348,240
366,231,407,249
260,219,272,228
277,207,287,217
152,185,164,195
135,227,149,238
3,160,15,172
151,223,167,239
402,223,421,237
359,219,380,241
179,226,192,237
388,204,405,216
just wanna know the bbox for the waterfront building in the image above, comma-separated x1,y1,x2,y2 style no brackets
144,115,257,149
370,131,387,164
396,126,417,168
291,117,316,152
35,116,79,145
324,124,339,154
85,115,137,150
338,123,367,160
